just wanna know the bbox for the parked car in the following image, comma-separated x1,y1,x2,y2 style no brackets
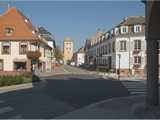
70,62,75,66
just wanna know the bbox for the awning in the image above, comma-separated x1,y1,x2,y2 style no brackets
13,58,27,62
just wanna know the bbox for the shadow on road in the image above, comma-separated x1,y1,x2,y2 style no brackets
44,74,130,108
0,74,130,119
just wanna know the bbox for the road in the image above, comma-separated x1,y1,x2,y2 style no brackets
0,65,145,119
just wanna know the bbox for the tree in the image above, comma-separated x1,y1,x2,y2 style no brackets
54,46,63,62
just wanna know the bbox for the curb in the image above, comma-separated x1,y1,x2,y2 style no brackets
0,82,33,94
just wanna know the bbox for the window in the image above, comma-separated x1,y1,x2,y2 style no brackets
109,43,111,53
121,26,128,34
134,40,141,50
112,42,115,52
2,42,11,54
105,45,108,54
14,62,26,71
134,25,141,33
120,41,126,51
19,42,27,54
134,56,141,64
5,27,14,36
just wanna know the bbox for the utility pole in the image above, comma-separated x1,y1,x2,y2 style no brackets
118,54,121,80
145,1,160,106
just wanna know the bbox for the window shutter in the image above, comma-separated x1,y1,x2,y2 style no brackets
130,40,134,51
126,41,129,51
141,57,145,65
117,41,120,52
142,40,146,51
130,56,134,65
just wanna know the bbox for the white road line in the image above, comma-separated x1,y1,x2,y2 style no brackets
0,106,13,114
62,68,70,73
9,115,22,119
122,81,146,95
0,100,5,104
131,91,146,95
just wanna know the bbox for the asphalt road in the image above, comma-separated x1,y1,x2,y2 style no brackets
0,65,130,119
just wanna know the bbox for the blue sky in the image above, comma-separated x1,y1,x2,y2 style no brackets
0,1,144,51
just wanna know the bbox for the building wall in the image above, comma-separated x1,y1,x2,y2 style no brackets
0,41,27,71
0,41,52,72
77,53,85,66
84,16,146,76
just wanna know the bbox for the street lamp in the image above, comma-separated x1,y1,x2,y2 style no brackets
118,54,121,80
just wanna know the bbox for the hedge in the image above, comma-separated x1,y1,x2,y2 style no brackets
0,72,40,87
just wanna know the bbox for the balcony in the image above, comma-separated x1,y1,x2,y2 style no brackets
133,63,141,69
132,49,140,54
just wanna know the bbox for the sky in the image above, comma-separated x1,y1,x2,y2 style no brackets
0,0,144,51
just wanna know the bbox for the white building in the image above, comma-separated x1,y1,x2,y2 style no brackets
0,7,54,74
85,16,146,76
76,47,85,66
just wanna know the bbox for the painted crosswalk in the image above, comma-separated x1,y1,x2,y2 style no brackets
0,100,22,119
121,80,146,95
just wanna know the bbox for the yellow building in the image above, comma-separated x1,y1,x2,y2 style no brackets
63,37,73,64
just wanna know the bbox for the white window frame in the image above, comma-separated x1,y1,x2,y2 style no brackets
134,25,141,33
134,40,141,50
120,40,127,51
121,26,128,34
134,56,141,64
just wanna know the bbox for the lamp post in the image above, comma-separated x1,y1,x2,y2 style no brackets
118,54,121,80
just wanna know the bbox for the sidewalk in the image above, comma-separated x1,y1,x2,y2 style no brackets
57,95,160,119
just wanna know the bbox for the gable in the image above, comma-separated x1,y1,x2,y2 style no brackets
0,7,39,41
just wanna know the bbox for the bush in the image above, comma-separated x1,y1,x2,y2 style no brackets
0,72,40,87
0,76,24,86
0,72,41,87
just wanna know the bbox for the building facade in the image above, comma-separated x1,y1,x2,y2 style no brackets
84,16,146,76
72,47,85,66
0,7,54,74
63,37,73,64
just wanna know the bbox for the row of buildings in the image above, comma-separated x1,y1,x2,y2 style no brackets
0,7,56,75
84,16,146,76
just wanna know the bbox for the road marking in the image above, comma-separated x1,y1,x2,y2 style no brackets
121,80,146,95
0,106,13,114
9,115,22,119
0,100,5,104
62,67,70,73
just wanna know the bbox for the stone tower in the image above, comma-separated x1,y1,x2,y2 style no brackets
63,37,73,64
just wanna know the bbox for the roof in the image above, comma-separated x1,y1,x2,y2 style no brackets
78,47,84,53
64,37,72,42
0,7,39,41
118,16,145,26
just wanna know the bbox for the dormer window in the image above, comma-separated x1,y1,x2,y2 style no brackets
134,25,141,33
121,26,128,34
5,27,14,36
105,33,109,39
114,28,119,35
25,19,29,23
32,31,35,35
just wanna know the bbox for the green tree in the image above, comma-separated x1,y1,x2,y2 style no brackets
54,46,63,62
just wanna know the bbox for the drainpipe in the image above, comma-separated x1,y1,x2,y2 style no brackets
128,34,131,76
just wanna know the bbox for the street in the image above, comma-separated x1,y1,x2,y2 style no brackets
0,65,145,119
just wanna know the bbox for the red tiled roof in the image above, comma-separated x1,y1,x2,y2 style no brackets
0,7,39,41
